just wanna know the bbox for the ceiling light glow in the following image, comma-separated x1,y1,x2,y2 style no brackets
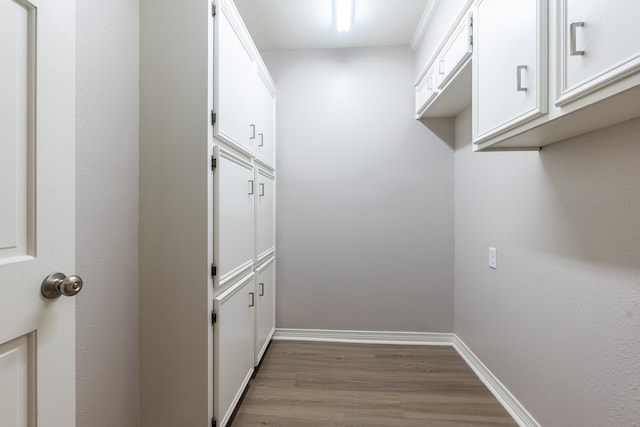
335,0,353,32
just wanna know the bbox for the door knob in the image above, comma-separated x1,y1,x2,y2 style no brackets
41,272,84,299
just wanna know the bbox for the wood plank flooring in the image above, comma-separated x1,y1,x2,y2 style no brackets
231,340,517,426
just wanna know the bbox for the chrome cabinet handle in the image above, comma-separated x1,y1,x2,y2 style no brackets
250,124,256,139
258,133,264,147
259,183,265,197
438,59,445,75
427,77,433,91
249,292,255,307
570,22,585,56
41,272,83,299
259,283,264,296
248,180,254,195
516,65,528,92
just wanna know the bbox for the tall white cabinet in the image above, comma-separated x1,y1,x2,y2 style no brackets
140,1,276,426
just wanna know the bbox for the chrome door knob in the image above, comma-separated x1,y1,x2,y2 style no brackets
41,272,84,299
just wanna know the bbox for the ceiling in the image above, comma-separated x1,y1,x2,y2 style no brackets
233,0,431,51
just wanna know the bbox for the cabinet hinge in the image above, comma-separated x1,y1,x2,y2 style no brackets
211,110,217,126
468,15,473,47
211,156,217,170
211,2,217,17
211,264,217,277
211,311,217,324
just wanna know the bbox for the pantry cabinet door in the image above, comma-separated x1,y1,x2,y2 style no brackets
213,274,255,427
473,0,547,143
254,72,276,169
254,257,275,366
214,2,255,155
213,147,254,287
255,167,275,264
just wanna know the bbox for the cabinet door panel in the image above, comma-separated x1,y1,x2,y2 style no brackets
473,0,547,142
213,274,255,426
214,147,254,286
437,17,472,90
415,64,438,115
254,257,275,366
255,168,275,262
215,8,254,154
558,0,640,105
255,73,276,168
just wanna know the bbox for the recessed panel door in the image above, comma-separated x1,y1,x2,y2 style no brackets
254,72,276,169
214,3,255,155
0,0,77,425
473,0,547,142
213,146,254,287
254,257,275,366
557,0,640,105
255,168,275,264
213,274,255,427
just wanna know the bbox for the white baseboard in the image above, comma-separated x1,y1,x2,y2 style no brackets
451,336,540,427
273,328,540,427
273,328,454,346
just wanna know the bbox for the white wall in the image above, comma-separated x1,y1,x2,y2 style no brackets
76,0,139,425
263,47,455,333
454,107,640,426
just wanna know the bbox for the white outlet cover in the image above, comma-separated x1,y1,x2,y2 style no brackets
489,247,497,269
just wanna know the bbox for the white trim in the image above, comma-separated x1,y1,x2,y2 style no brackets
411,0,441,50
273,328,454,346
271,329,540,427
452,336,541,427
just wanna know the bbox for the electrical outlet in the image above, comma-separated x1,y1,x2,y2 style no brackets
489,247,497,269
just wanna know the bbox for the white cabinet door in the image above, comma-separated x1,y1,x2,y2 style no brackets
415,64,438,116
254,257,275,366
213,146,254,287
214,3,255,155
254,72,276,168
213,273,255,427
436,15,473,91
473,0,547,143
557,0,640,106
255,167,275,264
0,1,77,426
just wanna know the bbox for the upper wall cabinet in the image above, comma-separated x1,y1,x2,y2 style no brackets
556,0,640,107
214,1,256,156
417,0,640,150
472,0,640,151
415,3,473,118
472,0,547,144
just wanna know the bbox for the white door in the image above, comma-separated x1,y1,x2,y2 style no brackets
473,0,547,142
0,0,77,426
213,146,254,288
254,256,275,366
254,72,276,169
213,274,255,427
557,0,640,105
214,2,255,156
255,167,275,264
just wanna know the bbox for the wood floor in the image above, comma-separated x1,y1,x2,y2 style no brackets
231,340,517,426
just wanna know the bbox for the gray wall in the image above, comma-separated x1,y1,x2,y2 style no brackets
454,107,640,426
263,47,455,333
76,0,139,425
